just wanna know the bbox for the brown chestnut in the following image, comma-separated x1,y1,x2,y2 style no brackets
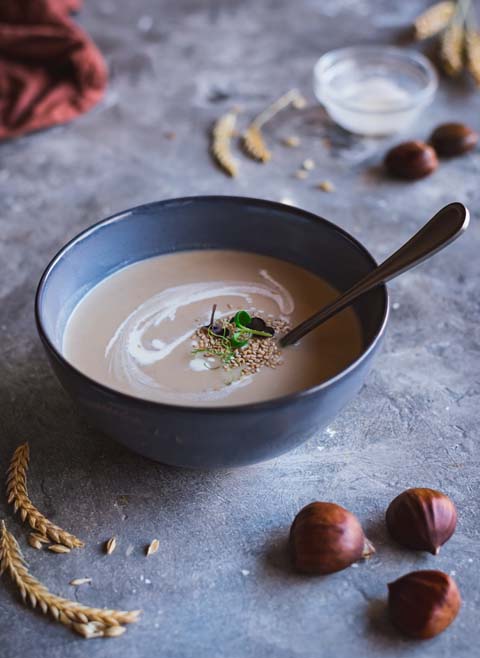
289,501,374,574
384,140,438,180
430,122,479,157
388,570,461,639
386,487,457,555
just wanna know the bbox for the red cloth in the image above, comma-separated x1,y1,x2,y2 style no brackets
0,0,107,140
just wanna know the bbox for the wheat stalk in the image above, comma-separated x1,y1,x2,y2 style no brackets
6,443,84,549
211,111,239,177
243,89,306,163
414,1,456,39
0,521,140,638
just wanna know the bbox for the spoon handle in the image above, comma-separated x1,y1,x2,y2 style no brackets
280,202,469,347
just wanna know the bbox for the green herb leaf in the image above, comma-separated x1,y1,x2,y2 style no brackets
230,331,250,348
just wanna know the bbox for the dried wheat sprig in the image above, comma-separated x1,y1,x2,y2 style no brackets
6,443,84,549
211,111,238,177
0,521,141,635
243,89,305,163
466,28,480,84
440,21,465,75
414,1,456,39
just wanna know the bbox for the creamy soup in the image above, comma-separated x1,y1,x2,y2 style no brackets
63,250,363,406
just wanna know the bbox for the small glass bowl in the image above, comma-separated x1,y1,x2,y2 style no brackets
313,46,438,137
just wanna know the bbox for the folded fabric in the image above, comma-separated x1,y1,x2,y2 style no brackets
0,0,107,140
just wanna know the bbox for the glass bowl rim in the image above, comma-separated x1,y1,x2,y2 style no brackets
313,45,438,115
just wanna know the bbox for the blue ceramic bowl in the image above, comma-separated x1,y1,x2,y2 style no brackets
36,196,389,468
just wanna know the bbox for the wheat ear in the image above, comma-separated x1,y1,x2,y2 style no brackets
6,443,84,549
0,521,140,638
211,111,239,177
466,29,480,83
440,21,465,75
413,1,456,39
243,89,306,163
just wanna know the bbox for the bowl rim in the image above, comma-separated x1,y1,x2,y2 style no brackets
35,195,390,414
313,44,438,115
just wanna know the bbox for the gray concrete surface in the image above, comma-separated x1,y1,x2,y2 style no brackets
1,0,479,656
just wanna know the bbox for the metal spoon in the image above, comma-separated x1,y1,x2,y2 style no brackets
280,202,469,347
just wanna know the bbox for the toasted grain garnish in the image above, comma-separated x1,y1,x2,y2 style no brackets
466,29,480,84
48,544,71,554
243,89,305,163
28,534,43,550
281,135,301,148
105,537,117,555
317,180,335,192
441,22,464,75
211,111,238,177
6,443,84,549
70,578,92,586
0,521,140,638
414,1,456,39
146,539,159,556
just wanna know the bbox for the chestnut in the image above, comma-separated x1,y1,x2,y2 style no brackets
388,570,461,639
384,140,438,180
386,487,457,555
430,122,479,157
289,502,374,574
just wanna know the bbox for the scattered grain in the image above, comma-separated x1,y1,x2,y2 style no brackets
146,539,160,556
70,578,92,586
302,158,315,170
105,537,117,555
317,180,335,192
294,170,308,179
281,136,300,148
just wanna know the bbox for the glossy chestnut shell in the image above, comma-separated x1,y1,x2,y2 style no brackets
289,501,374,574
385,140,438,180
386,487,457,554
388,570,461,639
430,122,479,157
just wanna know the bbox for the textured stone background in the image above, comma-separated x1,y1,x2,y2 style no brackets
1,1,479,656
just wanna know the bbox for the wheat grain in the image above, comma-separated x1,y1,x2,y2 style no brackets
146,539,159,556
30,533,49,544
316,180,335,192
441,21,465,75
6,443,84,549
48,544,71,554
105,537,117,555
281,135,300,147
466,29,480,84
243,89,304,163
414,1,456,39
211,111,238,177
0,521,140,636
28,535,43,550
103,625,127,637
